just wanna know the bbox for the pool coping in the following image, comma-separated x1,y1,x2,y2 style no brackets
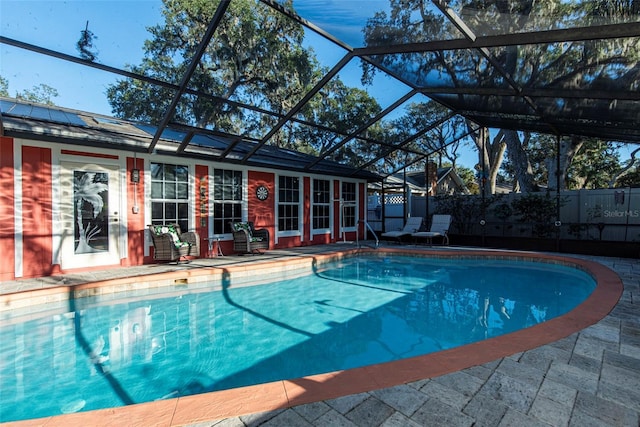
1,248,624,427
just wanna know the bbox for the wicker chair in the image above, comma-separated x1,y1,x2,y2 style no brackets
148,224,200,263
230,221,269,254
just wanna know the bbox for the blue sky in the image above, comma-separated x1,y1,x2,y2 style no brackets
1,1,163,113
0,0,479,169
1,0,399,114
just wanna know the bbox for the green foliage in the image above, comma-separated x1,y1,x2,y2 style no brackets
0,76,8,97
455,166,479,194
567,139,621,189
16,84,59,105
363,0,639,192
296,79,382,161
615,169,640,188
104,0,388,168
434,194,498,234
107,0,314,134
492,201,513,221
510,193,561,238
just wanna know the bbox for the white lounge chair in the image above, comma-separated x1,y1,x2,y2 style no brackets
381,216,423,242
412,214,451,246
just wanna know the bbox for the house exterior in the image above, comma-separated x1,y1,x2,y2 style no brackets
0,98,379,280
369,163,469,197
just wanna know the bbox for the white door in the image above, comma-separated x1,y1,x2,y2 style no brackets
60,161,121,269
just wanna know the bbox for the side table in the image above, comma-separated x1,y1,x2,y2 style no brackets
204,236,224,257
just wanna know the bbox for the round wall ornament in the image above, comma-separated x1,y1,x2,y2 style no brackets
256,185,269,201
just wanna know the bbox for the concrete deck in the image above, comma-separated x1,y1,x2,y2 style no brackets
1,244,639,427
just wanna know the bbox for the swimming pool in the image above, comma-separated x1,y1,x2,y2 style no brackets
0,249,620,423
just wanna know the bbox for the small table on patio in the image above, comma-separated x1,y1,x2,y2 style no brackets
204,236,224,258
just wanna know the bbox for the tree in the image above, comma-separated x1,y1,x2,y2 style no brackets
106,0,315,138
16,84,59,105
0,76,8,96
401,102,466,169
294,77,382,162
610,146,640,187
1,77,60,105
614,167,640,188
105,0,392,169
456,166,479,194
566,139,622,189
362,0,640,193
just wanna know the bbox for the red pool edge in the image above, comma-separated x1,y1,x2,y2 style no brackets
2,249,623,427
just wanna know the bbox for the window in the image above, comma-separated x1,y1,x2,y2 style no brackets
278,175,299,231
312,179,330,230
341,181,357,228
151,163,190,232
212,169,242,234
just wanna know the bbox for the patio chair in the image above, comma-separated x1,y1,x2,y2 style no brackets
148,224,200,263
230,221,270,254
412,214,451,246
381,216,423,243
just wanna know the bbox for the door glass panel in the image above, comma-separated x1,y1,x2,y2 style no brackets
73,170,109,254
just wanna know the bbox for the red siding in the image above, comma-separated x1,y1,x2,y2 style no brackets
21,146,53,278
126,156,145,266
248,171,275,246
195,164,208,257
0,137,16,280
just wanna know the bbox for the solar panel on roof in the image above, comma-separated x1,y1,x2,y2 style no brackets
133,124,189,142
0,100,86,127
93,116,125,125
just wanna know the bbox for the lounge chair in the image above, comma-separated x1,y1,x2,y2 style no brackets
231,221,270,254
412,214,451,246
381,216,423,242
148,224,200,263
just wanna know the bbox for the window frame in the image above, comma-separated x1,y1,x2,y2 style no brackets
311,177,332,235
149,162,192,233
277,174,302,237
211,168,244,236
340,180,358,231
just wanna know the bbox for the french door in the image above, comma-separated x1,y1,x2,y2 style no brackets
59,161,121,269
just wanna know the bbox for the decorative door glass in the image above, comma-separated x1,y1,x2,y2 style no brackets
73,170,109,254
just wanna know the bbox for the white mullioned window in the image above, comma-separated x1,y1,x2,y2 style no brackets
341,181,357,228
312,178,331,231
150,162,190,232
212,168,243,234
278,175,300,232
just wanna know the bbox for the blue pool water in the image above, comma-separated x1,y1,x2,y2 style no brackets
0,254,596,422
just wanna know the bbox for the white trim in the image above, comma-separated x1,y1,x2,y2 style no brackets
275,172,304,243
338,179,360,236
310,177,333,238
242,171,249,223
143,162,150,257
51,150,62,265
204,167,245,241
117,157,128,260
